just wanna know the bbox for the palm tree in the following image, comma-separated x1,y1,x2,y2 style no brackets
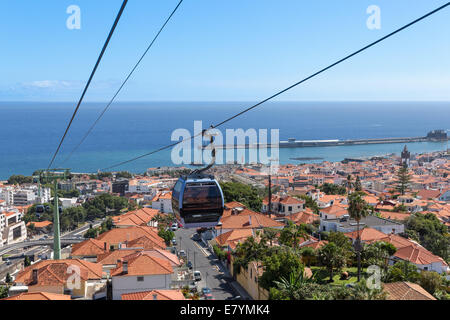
346,174,353,195
262,228,278,247
348,192,370,282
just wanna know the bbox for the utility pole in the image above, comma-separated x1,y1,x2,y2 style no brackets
35,168,70,260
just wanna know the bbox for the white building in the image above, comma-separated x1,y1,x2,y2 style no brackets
111,252,173,300
151,191,173,214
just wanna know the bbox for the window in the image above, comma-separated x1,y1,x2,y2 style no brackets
288,206,292,211
137,276,144,282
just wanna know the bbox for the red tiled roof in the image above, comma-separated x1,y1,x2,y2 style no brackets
121,289,186,300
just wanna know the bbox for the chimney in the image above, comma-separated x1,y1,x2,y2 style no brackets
104,242,107,251
153,293,158,300
32,269,38,284
123,261,128,274
248,216,252,226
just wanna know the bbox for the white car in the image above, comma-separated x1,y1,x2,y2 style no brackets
171,223,178,231
193,270,202,281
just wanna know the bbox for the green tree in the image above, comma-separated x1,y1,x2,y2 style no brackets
261,228,278,247
299,247,316,267
0,286,8,299
384,261,420,283
7,174,33,185
354,176,362,192
259,248,304,290
319,183,347,195
158,229,175,246
419,271,442,295
278,221,308,249
348,192,370,282
220,181,262,212
317,243,347,282
405,213,450,261
24,256,31,267
5,273,12,284
394,166,411,195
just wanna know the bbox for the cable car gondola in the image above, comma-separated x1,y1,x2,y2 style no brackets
172,173,224,229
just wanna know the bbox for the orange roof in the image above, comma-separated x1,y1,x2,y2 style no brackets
121,289,186,300
27,221,52,228
15,259,103,286
378,211,411,221
344,228,387,242
383,282,436,300
301,240,328,250
217,213,284,230
97,249,142,266
2,292,71,301
71,238,106,257
112,208,160,227
215,229,254,247
110,252,173,277
320,204,348,217
96,226,165,249
394,244,447,266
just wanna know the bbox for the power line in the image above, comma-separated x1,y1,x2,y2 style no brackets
46,0,129,170
60,0,184,166
102,2,450,171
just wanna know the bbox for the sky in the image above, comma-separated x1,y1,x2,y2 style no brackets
0,0,449,102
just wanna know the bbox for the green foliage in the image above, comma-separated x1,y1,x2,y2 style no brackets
7,174,33,185
317,242,347,282
5,273,12,284
0,286,8,299
394,166,411,195
158,229,175,246
57,188,80,198
299,247,316,267
319,183,347,195
259,248,304,290
278,221,308,248
361,241,396,270
419,271,443,295
384,261,420,283
219,181,262,212
405,213,450,261
213,244,227,261
24,256,31,267
298,195,319,214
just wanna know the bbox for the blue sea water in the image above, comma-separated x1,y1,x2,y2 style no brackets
0,101,448,179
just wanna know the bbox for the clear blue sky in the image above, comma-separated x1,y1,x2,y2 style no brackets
1,0,449,102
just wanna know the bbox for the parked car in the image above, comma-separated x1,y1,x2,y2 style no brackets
192,233,201,242
171,223,178,231
187,261,193,269
193,270,202,281
226,295,242,300
202,287,212,295
171,238,177,246
179,250,186,258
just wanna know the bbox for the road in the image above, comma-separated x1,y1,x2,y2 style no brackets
175,227,236,300
0,220,101,256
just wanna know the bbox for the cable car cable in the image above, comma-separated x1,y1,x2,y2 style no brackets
102,2,450,171
60,0,184,166
46,0,129,170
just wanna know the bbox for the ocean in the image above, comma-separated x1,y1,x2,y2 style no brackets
0,101,448,180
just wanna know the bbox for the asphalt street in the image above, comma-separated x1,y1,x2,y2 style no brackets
175,227,236,300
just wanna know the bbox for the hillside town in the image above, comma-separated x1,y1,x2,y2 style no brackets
0,147,449,300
